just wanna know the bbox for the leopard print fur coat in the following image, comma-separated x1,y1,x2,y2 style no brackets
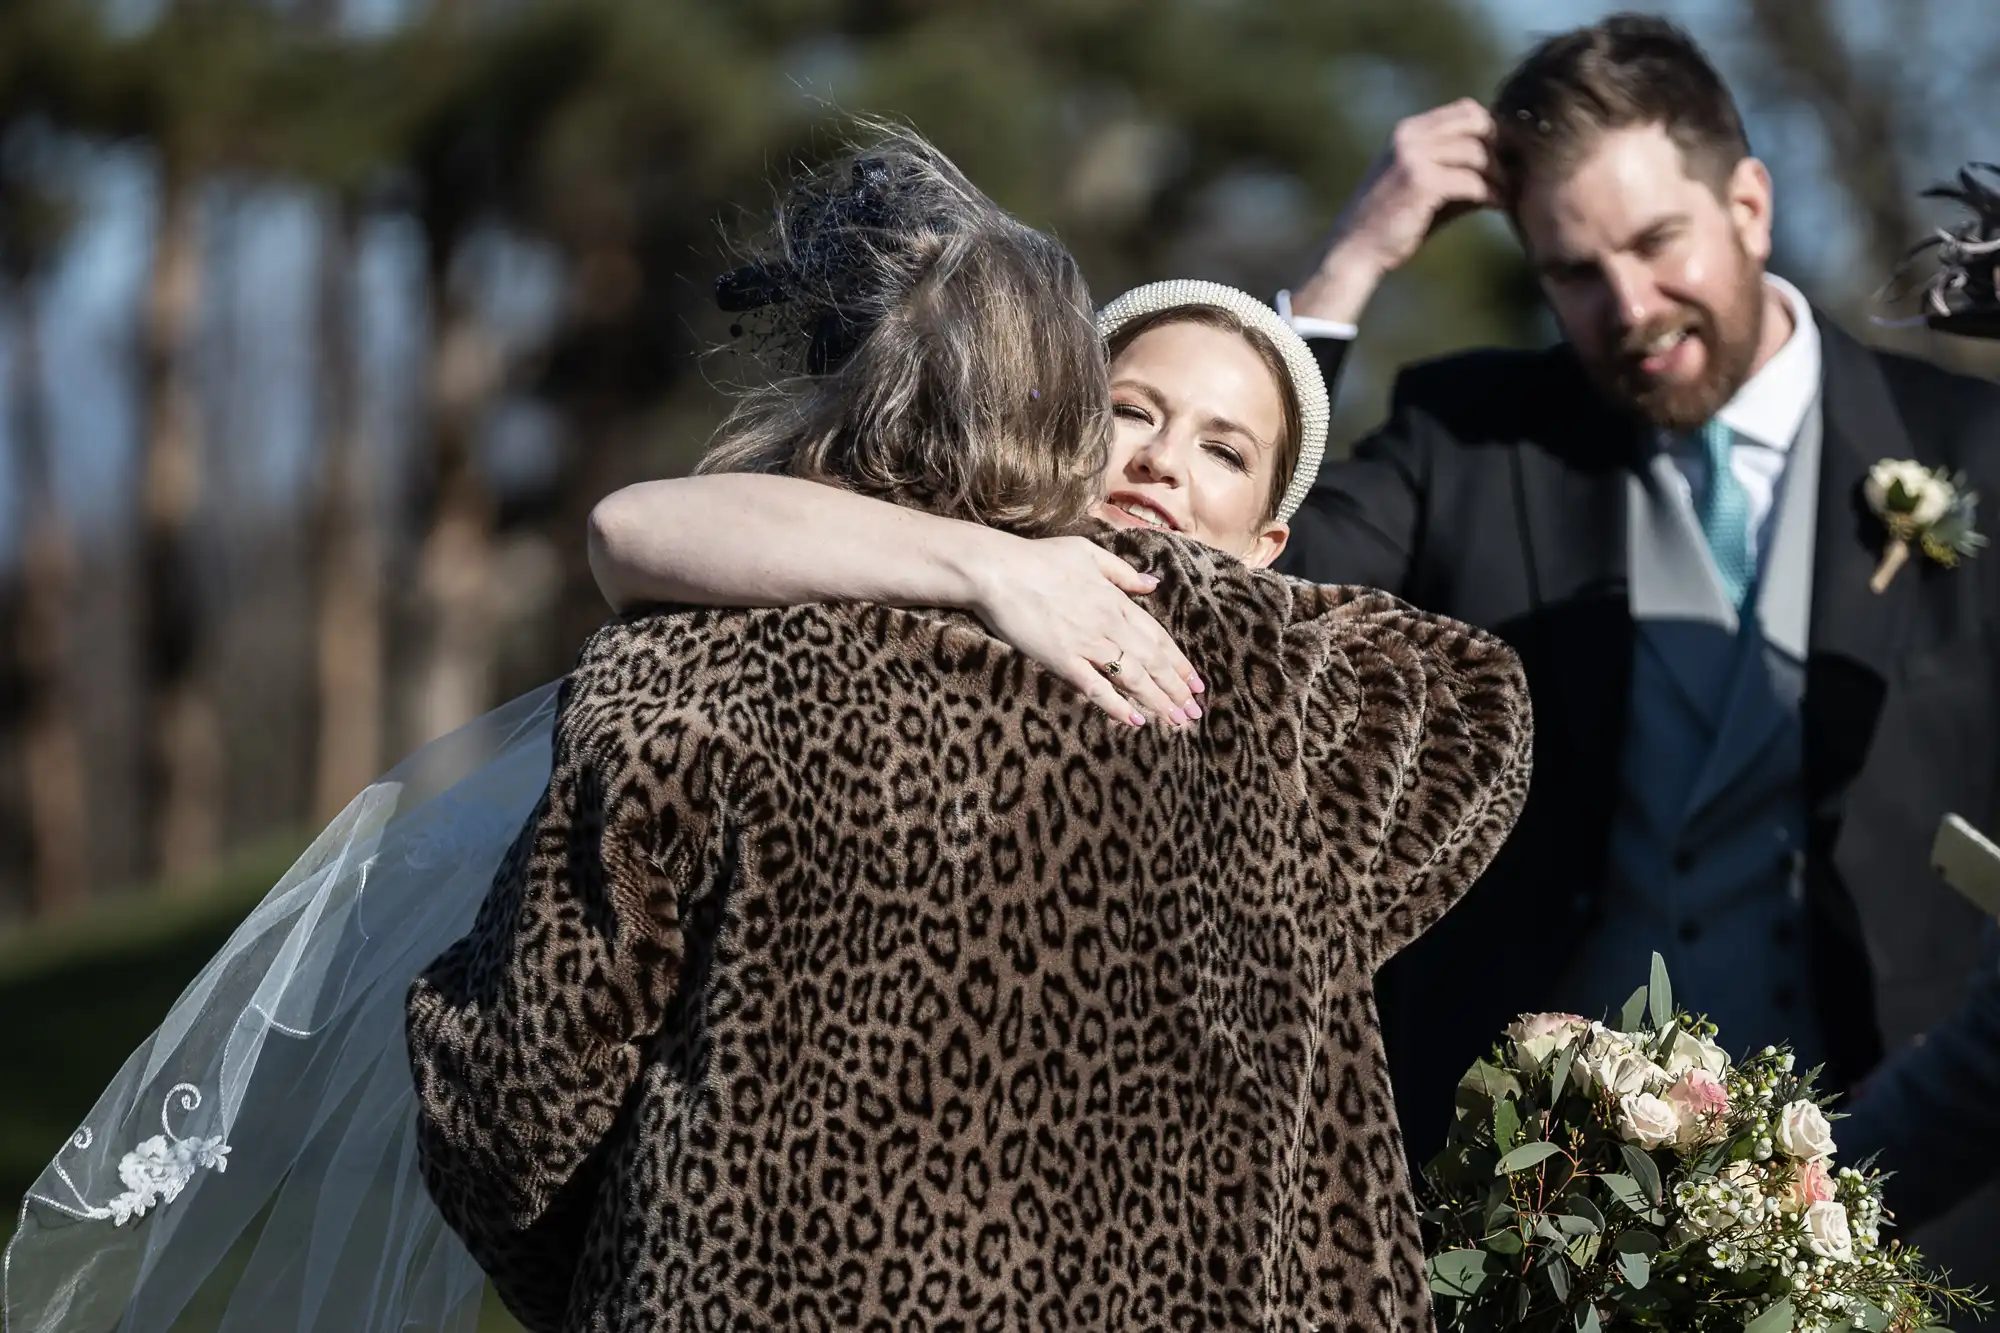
406,526,1531,1332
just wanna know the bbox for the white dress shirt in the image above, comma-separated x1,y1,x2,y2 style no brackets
1659,274,1821,564
1272,288,1358,341
1276,274,1822,564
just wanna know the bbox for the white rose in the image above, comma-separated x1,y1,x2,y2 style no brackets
1911,479,1953,525
1618,1092,1682,1149
1866,461,1952,526
1662,1028,1730,1079
1575,1022,1626,1056
1776,1100,1837,1160
1569,1024,1637,1089
1505,1012,1590,1072
1804,1199,1855,1262
1590,1049,1671,1099
1721,1160,1766,1201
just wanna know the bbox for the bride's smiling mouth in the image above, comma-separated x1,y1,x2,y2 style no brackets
1098,491,1182,532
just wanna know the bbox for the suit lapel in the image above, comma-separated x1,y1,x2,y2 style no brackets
1627,454,1740,723
1804,321,1922,811
1681,392,1824,827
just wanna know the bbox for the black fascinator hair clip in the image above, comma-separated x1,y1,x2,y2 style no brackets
714,261,790,314
1903,162,2000,339
714,155,925,374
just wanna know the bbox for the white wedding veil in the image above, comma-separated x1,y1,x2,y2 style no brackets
4,682,560,1333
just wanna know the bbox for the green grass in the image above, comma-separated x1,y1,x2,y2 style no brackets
0,840,526,1331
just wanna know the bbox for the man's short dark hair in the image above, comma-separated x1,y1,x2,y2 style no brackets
1493,13,1750,206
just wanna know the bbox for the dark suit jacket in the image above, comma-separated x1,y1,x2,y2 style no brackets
1840,951,2000,1229
1278,317,2000,1177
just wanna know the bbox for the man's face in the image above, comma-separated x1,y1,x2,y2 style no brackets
1515,123,1772,431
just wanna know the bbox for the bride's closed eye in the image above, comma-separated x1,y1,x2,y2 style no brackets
1113,402,1154,425
1203,441,1249,472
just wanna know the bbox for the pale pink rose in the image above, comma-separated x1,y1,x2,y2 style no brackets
1789,1157,1836,1212
1505,1012,1591,1072
1805,1200,1855,1261
1666,1070,1730,1145
1506,1012,1591,1042
1777,1100,1837,1160
1666,1070,1730,1117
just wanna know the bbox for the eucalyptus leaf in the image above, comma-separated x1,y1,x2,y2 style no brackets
1688,1142,1732,1181
1620,1144,1664,1205
1458,1059,1525,1107
1566,1231,1602,1269
1549,1039,1576,1103
1553,1211,1599,1237
1562,1195,1606,1233
1428,1249,1494,1300
1578,1302,1603,1333
1617,1286,1672,1317
1494,1098,1522,1153
1744,1298,1796,1333
1612,1229,1662,1257
1648,952,1674,1029
1464,1147,1500,1182
1601,1173,1665,1224
1546,1254,1571,1303
1616,1246,1651,1290
1618,985,1649,1033
1495,1141,1564,1176
1488,1229,1525,1256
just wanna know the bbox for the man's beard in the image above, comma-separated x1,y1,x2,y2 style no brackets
1581,271,1765,432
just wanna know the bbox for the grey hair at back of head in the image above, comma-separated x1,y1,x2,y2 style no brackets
699,123,1111,539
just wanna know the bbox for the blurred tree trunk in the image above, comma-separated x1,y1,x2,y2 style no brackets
1742,0,1919,282
309,198,382,820
9,282,89,915
405,248,501,747
139,169,222,885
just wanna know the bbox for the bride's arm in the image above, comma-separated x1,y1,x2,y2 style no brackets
589,474,1002,612
588,474,1204,726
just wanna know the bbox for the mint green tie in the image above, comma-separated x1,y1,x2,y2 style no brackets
1698,419,1753,606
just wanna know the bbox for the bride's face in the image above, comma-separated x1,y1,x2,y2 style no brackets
1090,321,1291,568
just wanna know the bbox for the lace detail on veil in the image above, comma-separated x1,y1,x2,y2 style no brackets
39,1086,231,1227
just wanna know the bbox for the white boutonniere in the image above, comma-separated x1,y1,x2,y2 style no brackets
1864,459,1987,592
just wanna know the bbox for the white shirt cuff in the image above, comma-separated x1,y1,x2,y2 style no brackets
1274,289,1358,341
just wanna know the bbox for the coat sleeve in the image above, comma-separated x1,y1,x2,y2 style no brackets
1839,956,2000,1231
404,618,729,1331
1289,585,1534,971
1277,344,1438,598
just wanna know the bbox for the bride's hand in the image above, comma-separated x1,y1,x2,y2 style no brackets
965,534,1203,727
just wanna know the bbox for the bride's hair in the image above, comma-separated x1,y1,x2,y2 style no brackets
698,124,1110,538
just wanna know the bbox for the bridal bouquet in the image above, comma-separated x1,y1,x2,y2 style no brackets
1424,956,1985,1333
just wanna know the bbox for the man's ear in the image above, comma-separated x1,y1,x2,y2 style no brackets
1728,155,1776,265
